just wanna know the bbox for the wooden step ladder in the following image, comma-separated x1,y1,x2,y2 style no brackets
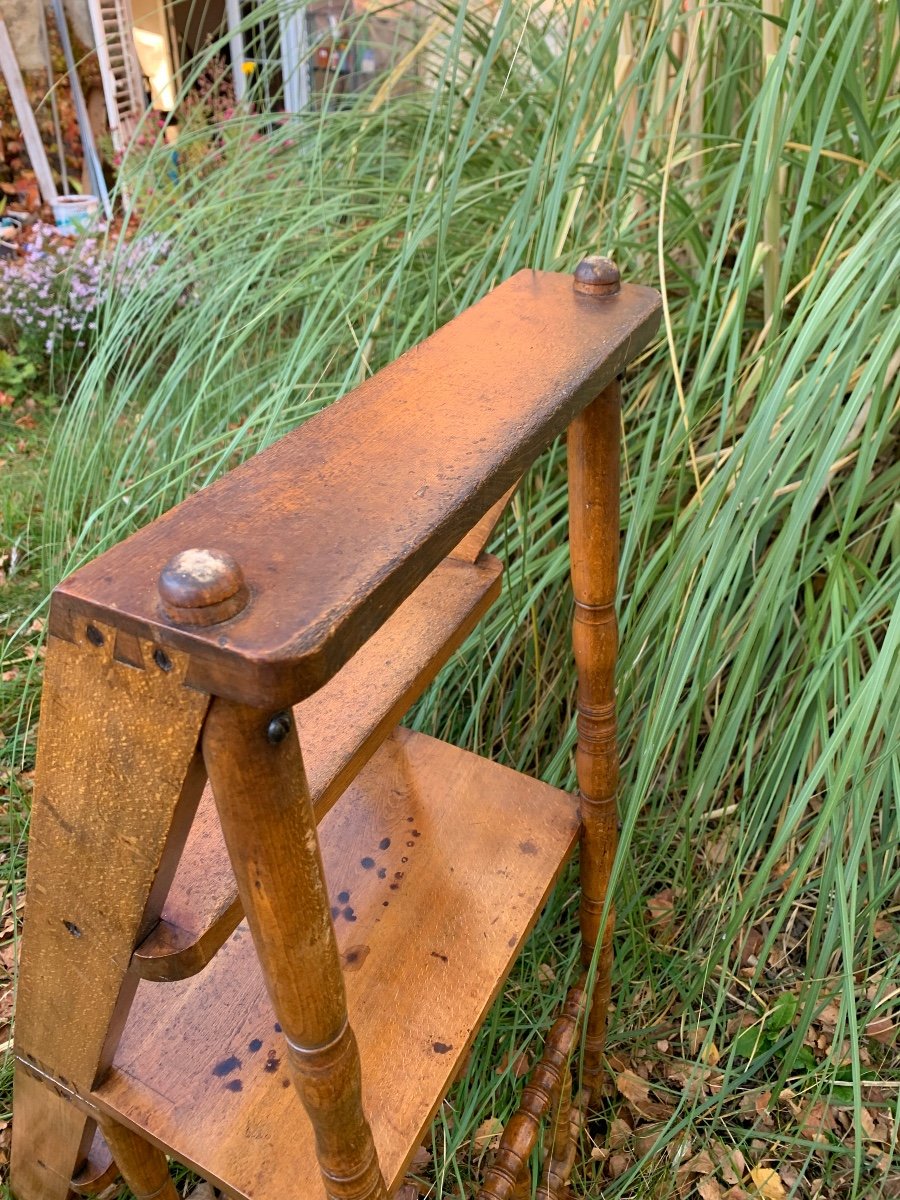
10,259,660,1200
87,0,145,154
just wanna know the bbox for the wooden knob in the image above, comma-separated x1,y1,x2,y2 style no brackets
158,548,248,626
573,256,620,297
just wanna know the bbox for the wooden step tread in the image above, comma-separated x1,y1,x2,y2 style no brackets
96,729,580,1200
134,553,503,981
53,272,660,708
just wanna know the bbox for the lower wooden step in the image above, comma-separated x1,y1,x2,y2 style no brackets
95,728,580,1200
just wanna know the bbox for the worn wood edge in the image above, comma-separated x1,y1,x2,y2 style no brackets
49,286,661,709
449,483,519,563
130,556,505,981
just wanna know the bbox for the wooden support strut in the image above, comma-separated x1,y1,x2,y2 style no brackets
98,1121,179,1200
201,700,387,1200
477,984,586,1200
568,373,621,1105
10,621,209,1200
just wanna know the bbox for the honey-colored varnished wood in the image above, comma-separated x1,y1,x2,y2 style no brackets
477,985,586,1200
11,622,209,1200
10,1067,94,1200
202,700,387,1200
450,484,519,563
92,730,581,1200
133,553,502,981
70,1127,117,1196
568,378,622,1104
100,1119,179,1200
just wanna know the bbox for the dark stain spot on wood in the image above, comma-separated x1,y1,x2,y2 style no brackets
248,1038,263,1053
212,1055,241,1077
330,906,340,919
379,837,391,850
508,936,517,948
377,867,387,879
337,890,350,904
343,905,357,922
382,900,390,907
342,944,370,971
407,815,415,822
389,883,399,891
264,1050,280,1072
519,840,539,855
406,841,414,847
274,1022,282,1033
431,950,448,963
225,1079,243,1092
281,1077,291,1088
394,871,404,879
360,856,375,869
401,856,408,863
432,1042,453,1054
62,920,81,938
412,830,421,837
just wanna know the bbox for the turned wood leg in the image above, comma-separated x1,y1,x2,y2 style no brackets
568,379,621,1105
100,1121,178,1200
10,624,209,1200
203,700,387,1200
538,1062,576,1200
478,986,585,1200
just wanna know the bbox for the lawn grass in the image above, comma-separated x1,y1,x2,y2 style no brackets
2,1,900,1197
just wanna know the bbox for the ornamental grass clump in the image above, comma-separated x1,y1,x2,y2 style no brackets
5,0,899,1196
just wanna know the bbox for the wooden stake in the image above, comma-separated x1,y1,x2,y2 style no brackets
0,20,57,203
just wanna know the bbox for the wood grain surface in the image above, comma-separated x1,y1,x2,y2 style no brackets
133,554,502,980
51,273,660,707
94,729,580,1200
11,621,209,1200
568,380,621,1103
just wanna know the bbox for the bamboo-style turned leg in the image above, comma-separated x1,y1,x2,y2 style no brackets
477,985,585,1200
568,377,621,1105
202,701,387,1200
100,1121,179,1200
538,1063,576,1200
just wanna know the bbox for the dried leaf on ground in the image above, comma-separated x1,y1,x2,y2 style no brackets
472,1116,503,1153
749,1167,786,1199
616,1070,651,1105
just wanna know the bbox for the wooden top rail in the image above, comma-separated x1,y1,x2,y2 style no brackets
50,268,660,707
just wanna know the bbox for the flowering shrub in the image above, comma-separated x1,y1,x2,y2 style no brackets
0,223,170,375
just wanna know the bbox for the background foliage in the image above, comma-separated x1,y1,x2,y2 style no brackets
2,1,898,1196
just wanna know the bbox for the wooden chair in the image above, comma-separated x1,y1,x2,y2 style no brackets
11,258,660,1200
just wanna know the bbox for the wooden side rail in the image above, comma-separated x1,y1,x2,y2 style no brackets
50,270,660,708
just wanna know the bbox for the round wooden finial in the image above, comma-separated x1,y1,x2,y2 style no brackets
573,256,620,297
158,548,248,626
